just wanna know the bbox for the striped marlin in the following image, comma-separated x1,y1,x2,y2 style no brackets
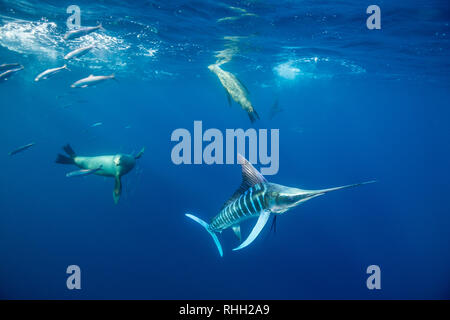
186,154,375,257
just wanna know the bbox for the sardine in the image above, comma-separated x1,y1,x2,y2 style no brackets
35,65,69,82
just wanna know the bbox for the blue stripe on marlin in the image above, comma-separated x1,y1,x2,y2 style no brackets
242,193,251,216
248,187,258,212
186,154,376,257
239,194,247,217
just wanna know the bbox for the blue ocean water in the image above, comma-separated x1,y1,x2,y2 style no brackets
0,0,449,299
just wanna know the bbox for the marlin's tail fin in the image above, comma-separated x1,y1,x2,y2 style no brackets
63,144,76,158
248,109,260,123
186,214,223,257
55,154,75,164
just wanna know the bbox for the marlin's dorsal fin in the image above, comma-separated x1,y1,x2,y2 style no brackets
237,153,267,186
220,154,267,210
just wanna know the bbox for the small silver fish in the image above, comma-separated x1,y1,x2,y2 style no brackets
0,66,24,81
71,74,115,88
8,142,35,156
35,65,69,82
269,99,283,120
64,45,95,60
0,63,21,71
64,24,103,40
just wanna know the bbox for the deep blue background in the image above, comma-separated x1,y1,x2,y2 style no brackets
0,0,449,299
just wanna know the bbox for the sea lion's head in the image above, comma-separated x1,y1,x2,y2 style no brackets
113,154,136,176
208,64,220,73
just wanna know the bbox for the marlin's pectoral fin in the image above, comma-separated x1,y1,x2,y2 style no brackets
232,225,241,242
113,176,122,204
233,210,270,251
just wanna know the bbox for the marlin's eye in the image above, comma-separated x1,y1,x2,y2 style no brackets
275,195,282,203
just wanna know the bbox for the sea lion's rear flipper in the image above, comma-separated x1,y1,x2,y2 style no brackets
63,144,76,158
57,144,76,164
56,154,75,164
113,176,122,204
248,109,260,123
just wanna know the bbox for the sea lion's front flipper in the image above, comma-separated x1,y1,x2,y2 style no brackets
113,176,122,204
224,89,232,107
236,76,250,95
247,109,260,123
135,147,145,159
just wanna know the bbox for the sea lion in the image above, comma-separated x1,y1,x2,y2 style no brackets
56,144,144,204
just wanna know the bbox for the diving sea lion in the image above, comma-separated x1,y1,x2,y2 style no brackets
208,63,259,123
